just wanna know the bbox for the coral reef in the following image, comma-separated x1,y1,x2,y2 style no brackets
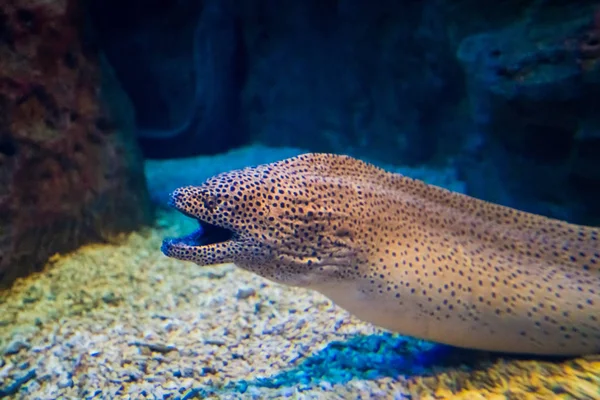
0,0,153,287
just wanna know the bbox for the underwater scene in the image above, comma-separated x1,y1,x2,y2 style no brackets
1,0,600,399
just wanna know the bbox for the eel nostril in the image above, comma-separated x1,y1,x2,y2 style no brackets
168,191,183,207
202,194,218,210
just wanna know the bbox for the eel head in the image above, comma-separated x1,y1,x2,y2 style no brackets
161,154,365,287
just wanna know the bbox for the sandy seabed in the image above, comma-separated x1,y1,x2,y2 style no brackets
2,147,600,399
1,210,599,400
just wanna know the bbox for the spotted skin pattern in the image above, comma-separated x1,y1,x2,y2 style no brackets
162,153,599,356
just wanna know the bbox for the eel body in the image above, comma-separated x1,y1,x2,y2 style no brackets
161,153,599,356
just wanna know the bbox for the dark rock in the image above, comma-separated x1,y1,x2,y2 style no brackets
88,0,600,224
456,2,600,224
239,0,464,165
89,1,463,165
87,0,247,158
0,0,153,288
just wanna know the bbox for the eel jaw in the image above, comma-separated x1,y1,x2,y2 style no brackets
160,190,238,266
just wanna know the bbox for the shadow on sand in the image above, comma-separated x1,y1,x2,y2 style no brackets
184,332,570,398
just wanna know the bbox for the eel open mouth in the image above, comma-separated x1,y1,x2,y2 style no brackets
163,220,234,248
160,188,238,262
192,221,234,246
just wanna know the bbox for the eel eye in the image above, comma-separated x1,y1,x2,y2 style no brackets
202,193,218,210
335,228,352,238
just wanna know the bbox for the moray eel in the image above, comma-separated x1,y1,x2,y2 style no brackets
161,153,599,356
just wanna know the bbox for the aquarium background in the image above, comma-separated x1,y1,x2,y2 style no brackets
1,0,599,398
89,0,600,225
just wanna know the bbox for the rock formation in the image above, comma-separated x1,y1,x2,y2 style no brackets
0,0,153,287
457,3,600,224
89,0,600,223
